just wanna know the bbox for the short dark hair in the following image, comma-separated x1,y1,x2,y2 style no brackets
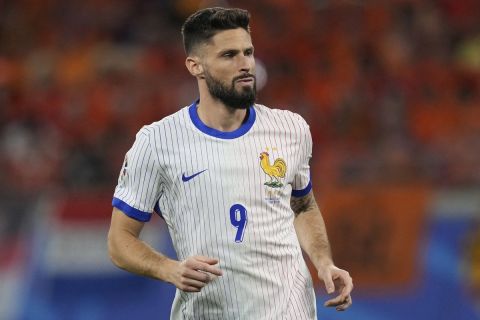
181,7,250,55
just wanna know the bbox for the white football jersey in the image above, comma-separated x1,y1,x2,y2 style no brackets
113,101,316,319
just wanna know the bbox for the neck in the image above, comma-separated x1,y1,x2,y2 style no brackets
196,92,249,132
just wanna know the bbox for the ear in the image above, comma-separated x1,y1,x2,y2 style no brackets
185,56,205,79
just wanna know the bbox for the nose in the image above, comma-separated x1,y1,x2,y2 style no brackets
239,54,254,73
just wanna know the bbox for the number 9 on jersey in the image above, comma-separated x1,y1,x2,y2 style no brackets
230,204,248,243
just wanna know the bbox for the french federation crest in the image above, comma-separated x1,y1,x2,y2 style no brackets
259,150,287,188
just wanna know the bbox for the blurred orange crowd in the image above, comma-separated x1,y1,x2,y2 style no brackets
0,0,479,203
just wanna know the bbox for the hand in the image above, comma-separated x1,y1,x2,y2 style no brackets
318,264,353,311
168,255,223,292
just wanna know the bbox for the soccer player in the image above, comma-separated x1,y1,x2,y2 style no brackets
107,7,353,319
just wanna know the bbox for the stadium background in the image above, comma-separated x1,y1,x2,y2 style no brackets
1,0,480,319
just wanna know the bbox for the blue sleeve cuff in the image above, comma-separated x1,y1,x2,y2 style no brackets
291,180,312,197
112,197,152,222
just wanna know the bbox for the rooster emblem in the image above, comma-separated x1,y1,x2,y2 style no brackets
259,151,287,188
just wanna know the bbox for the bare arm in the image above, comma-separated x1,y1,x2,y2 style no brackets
291,190,353,311
107,207,222,292
291,191,333,270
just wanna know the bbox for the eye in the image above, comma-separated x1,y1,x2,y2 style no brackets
245,48,254,56
222,51,235,58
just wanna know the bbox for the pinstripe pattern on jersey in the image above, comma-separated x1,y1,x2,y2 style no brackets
113,102,316,319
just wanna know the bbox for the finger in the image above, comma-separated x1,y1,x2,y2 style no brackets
339,284,353,303
321,271,335,294
180,285,201,293
335,296,352,311
194,256,219,265
184,269,212,282
341,276,354,296
182,277,208,289
202,264,223,276
337,275,353,301
190,262,223,276
324,294,348,307
187,259,223,276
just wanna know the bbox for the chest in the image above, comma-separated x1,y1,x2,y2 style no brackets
156,131,303,194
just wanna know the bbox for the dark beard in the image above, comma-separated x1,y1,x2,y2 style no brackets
204,71,256,109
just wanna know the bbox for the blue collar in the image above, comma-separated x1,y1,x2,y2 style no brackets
188,101,256,139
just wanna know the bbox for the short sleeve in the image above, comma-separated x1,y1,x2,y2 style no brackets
291,115,312,197
112,128,162,222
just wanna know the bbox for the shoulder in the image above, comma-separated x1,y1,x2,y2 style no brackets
254,103,310,132
136,106,190,140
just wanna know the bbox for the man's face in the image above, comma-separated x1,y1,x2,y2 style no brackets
200,28,256,109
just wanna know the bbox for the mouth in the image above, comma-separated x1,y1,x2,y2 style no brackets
235,75,255,84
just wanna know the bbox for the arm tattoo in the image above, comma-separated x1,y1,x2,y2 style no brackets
290,192,318,216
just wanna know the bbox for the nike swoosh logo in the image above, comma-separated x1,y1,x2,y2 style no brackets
182,169,208,182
